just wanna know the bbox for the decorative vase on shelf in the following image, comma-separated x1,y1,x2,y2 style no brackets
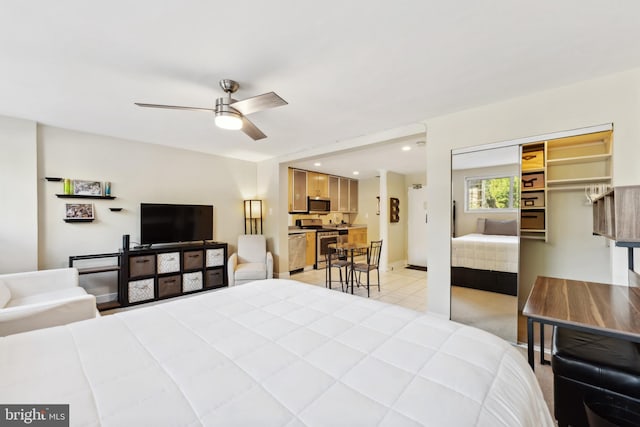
104,181,111,197
63,179,72,195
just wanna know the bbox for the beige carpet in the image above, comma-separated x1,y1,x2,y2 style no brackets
515,346,555,420
451,285,518,343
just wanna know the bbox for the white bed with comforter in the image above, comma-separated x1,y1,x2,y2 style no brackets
451,233,519,273
0,279,552,426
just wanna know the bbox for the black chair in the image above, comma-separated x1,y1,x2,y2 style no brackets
552,326,640,427
352,240,382,297
325,248,350,292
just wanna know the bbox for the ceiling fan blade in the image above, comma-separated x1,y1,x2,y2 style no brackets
230,92,287,116
134,103,215,113
241,116,267,140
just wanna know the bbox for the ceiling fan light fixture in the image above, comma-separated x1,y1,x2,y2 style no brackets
215,111,243,130
135,79,286,140
214,97,243,130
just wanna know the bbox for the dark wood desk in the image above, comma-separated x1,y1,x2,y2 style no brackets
523,276,640,370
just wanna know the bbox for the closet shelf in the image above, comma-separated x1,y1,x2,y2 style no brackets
546,176,612,187
546,153,611,166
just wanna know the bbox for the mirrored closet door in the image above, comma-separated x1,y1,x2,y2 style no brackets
451,145,520,343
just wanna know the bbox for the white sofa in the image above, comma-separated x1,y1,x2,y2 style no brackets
0,268,98,336
228,235,273,286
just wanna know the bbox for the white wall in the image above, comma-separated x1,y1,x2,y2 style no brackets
257,158,284,276
37,125,257,298
405,173,426,188
355,173,408,269
387,171,407,266
426,68,640,318
358,177,380,241
0,116,38,273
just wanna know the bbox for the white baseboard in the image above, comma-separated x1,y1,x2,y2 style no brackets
384,260,407,272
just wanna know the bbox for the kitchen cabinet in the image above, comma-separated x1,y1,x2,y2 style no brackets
305,231,316,266
334,177,359,213
348,227,367,245
329,176,339,211
296,170,358,213
338,177,349,212
348,179,358,212
288,168,308,212
308,172,329,199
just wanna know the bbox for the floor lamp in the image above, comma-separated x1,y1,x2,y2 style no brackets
244,200,263,234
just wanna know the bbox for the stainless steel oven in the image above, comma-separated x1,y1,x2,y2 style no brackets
316,230,339,269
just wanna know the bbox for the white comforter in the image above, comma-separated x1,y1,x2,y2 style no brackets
451,233,519,273
0,279,551,426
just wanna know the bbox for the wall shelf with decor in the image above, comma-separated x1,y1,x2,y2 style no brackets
47,177,114,197
56,194,116,200
63,218,95,223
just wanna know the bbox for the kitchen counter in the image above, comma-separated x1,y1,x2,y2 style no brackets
324,224,367,230
287,224,366,234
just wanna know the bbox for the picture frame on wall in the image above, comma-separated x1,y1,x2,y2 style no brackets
65,203,95,220
73,180,102,196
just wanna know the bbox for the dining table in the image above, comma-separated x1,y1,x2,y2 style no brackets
327,242,369,294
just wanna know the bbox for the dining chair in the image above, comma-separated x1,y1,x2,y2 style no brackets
325,248,350,292
353,240,383,297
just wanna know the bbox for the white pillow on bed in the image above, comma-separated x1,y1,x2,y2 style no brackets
0,280,11,308
476,218,486,233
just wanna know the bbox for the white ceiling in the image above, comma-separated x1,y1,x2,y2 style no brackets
2,1,640,179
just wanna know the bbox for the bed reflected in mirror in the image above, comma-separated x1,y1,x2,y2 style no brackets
451,145,520,343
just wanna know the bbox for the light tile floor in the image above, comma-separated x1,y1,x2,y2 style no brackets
289,266,428,312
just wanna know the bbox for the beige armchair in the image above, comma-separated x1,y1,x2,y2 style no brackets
0,268,98,336
228,235,273,286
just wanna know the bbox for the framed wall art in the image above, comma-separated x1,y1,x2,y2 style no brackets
73,180,102,196
65,203,95,221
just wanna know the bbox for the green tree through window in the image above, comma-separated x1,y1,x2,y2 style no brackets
466,176,519,211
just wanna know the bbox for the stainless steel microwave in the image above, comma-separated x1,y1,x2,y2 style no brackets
307,197,331,214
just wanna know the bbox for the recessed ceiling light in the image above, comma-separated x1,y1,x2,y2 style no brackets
402,146,411,151
314,162,321,167
353,171,360,175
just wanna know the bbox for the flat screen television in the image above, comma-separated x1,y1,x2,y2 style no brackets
140,203,213,245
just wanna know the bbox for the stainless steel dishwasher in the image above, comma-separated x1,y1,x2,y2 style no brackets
288,233,307,273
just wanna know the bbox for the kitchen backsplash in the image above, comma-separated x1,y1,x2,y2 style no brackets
289,212,357,226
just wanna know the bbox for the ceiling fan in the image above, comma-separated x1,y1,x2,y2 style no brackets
135,79,287,140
